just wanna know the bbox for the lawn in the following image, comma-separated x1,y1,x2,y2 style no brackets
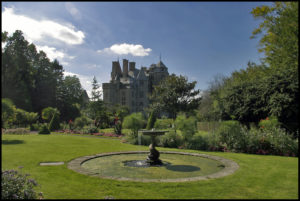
1,133,298,199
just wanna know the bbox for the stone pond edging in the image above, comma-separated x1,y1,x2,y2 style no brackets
67,151,239,183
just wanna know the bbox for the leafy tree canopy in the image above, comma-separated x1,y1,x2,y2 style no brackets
150,74,201,119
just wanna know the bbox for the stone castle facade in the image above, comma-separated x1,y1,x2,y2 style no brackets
102,59,169,113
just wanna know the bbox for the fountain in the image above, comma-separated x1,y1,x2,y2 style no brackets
68,129,239,182
139,128,168,165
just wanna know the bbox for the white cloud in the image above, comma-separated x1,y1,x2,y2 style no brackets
65,2,82,20
36,45,64,61
98,43,152,56
2,7,85,45
35,45,75,63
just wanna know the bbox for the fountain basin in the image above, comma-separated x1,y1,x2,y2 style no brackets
68,151,239,182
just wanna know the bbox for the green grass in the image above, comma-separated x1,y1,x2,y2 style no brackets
2,133,298,199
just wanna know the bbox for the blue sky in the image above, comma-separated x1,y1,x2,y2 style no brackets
1,2,273,97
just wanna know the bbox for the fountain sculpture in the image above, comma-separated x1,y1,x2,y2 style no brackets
139,128,168,165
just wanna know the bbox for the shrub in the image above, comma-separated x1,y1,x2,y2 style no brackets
216,120,247,152
122,113,145,138
14,108,28,127
113,119,122,135
1,168,43,199
140,134,152,145
158,130,183,148
154,118,173,129
29,123,40,131
186,131,210,150
245,127,273,155
243,126,298,156
48,113,60,131
68,120,74,130
26,112,39,128
175,114,197,141
38,124,50,134
259,116,280,130
88,126,99,134
207,131,223,151
2,98,16,128
2,128,30,134
74,116,90,130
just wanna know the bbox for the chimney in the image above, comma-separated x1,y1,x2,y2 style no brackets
122,59,128,77
129,62,136,71
111,61,118,80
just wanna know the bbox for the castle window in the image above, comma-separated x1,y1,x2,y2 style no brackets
122,96,126,105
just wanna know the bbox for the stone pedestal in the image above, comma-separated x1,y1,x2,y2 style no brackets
146,144,162,165
139,129,168,166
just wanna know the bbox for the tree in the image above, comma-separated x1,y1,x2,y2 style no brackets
122,113,145,138
2,30,34,111
250,2,298,133
14,108,28,127
149,74,201,119
251,2,298,70
91,76,101,101
56,75,85,122
2,30,66,116
26,112,39,128
2,98,16,128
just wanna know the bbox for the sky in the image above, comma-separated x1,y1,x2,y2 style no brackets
1,1,273,97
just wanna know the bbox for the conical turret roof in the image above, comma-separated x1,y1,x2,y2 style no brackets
156,60,166,68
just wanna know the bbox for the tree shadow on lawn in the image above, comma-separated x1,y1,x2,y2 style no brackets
2,140,25,145
165,165,200,172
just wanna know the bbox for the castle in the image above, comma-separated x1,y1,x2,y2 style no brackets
102,59,169,113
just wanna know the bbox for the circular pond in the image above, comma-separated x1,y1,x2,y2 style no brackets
68,151,239,182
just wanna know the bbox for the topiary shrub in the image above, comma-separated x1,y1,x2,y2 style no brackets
146,111,157,130
38,124,50,134
48,113,60,131
1,168,43,199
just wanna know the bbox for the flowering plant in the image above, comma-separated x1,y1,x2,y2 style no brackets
68,120,74,130
1,167,43,199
